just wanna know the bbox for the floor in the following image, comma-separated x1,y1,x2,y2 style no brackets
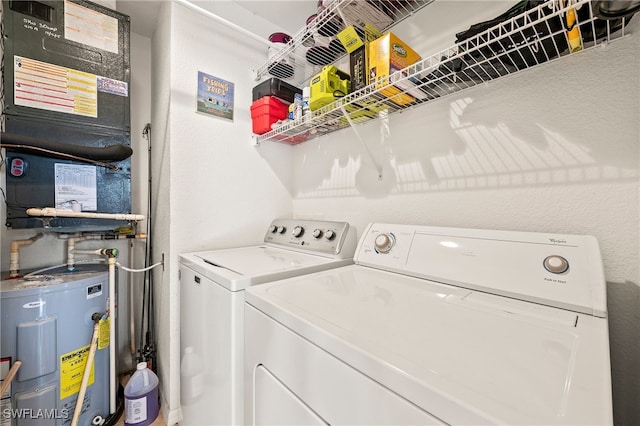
115,410,165,426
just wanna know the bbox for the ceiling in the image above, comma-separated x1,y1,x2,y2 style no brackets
116,0,318,40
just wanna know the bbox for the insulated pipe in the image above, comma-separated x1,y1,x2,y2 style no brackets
0,132,133,161
9,233,44,278
71,315,102,426
27,208,145,222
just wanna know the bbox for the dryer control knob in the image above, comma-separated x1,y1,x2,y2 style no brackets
374,233,395,253
269,225,278,233
544,255,569,274
292,226,304,238
312,229,323,239
325,230,336,240
277,226,286,234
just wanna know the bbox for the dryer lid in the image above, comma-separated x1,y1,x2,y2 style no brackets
245,265,612,425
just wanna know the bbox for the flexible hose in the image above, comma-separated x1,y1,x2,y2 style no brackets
116,261,163,273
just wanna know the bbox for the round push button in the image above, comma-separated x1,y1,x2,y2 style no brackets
544,255,569,274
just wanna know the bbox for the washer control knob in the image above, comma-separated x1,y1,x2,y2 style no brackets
312,229,323,239
292,226,304,238
325,230,336,240
374,233,395,253
269,225,278,233
544,255,569,274
277,226,286,234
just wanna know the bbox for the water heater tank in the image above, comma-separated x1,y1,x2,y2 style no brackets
0,269,110,425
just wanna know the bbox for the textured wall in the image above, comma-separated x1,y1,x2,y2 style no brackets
292,17,640,426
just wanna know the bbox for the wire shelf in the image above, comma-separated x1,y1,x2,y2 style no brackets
254,0,434,85
255,0,633,145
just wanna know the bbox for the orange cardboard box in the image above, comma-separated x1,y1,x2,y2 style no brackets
369,33,422,106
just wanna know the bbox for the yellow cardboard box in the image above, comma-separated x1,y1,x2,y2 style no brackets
369,33,422,106
337,24,382,92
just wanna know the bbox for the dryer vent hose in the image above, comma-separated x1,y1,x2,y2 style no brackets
0,132,133,162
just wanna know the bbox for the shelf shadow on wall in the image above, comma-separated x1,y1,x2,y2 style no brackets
294,38,639,199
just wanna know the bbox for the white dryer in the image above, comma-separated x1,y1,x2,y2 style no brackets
244,223,613,425
178,219,357,425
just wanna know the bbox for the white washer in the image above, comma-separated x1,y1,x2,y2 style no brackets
179,219,357,425
245,223,613,425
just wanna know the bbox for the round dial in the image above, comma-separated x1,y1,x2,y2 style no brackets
325,230,336,240
292,226,304,238
312,229,323,239
269,225,278,233
374,233,395,253
277,226,286,234
543,255,569,274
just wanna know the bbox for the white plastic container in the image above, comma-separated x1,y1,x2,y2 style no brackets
180,346,205,404
124,362,159,426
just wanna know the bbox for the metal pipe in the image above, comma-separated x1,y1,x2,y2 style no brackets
9,233,44,278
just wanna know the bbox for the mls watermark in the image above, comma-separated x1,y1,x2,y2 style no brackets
2,408,70,420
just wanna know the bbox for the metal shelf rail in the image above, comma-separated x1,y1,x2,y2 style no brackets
254,0,632,145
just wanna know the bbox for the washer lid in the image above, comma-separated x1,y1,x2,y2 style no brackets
180,246,352,291
246,265,612,425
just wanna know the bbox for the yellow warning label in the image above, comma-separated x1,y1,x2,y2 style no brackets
60,345,95,400
98,318,110,350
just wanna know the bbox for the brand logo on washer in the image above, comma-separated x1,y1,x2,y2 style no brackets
549,238,567,244
23,301,46,309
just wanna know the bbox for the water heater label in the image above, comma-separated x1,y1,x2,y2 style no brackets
98,319,110,350
87,284,103,299
60,345,95,400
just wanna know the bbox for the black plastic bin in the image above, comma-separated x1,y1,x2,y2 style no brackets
252,77,302,103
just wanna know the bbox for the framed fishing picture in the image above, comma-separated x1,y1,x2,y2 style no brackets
197,71,234,121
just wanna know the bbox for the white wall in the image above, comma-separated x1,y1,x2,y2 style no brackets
291,18,640,426
150,2,294,423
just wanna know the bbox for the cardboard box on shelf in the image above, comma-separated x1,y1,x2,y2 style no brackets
337,24,382,92
369,32,423,106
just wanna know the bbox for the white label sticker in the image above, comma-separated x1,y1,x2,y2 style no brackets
64,1,118,54
14,56,98,117
125,396,147,423
54,164,97,212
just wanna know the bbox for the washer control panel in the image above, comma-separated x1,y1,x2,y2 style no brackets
263,219,357,258
355,223,606,317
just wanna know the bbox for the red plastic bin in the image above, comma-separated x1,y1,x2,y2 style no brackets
250,96,289,135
